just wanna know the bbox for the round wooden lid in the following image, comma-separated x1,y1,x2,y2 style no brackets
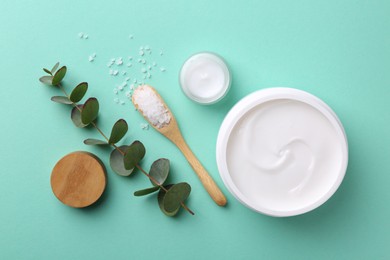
51,151,107,208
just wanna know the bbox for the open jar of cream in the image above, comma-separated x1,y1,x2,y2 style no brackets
216,88,348,217
179,52,231,104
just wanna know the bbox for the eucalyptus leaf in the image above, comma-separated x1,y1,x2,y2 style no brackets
43,68,52,75
158,185,179,217
123,141,146,170
109,119,128,144
81,98,99,124
163,182,191,214
70,82,88,103
84,138,108,145
39,76,53,85
51,62,59,74
52,66,67,85
134,186,160,196
149,158,170,186
71,105,88,128
51,96,73,105
110,145,134,176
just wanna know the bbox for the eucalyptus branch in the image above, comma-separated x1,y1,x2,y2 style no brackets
40,62,194,217
59,85,193,215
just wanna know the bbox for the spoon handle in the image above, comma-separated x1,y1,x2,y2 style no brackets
174,136,227,206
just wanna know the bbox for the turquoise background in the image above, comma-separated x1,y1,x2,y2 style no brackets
1,0,389,259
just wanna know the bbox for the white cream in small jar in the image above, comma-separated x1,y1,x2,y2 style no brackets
216,88,348,217
179,52,231,104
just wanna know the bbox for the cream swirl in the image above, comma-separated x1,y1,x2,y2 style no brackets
226,99,344,211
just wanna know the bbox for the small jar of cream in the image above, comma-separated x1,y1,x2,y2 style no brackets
179,52,231,104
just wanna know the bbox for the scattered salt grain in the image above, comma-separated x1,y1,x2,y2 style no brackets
112,70,119,76
118,82,127,91
160,67,166,72
160,50,163,56
88,56,94,62
125,77,130,81
128,56,133,60
129,34,134,39
122,71,127,75
141,59,146,64
132,85,171,129
152,62,157,67
141,68,147,73
139,50,144,56
148,65,152,70
78,32,84,38
113,88,118,94
114,98,119,103
120,100,125,105
140,123,149,130
83,34,89,39
116,58,123,65
127,63,132,67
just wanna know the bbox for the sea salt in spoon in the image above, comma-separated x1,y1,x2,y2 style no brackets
132,85,227,206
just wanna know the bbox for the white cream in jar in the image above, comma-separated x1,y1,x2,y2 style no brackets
216,88,348,217
179,52,231,104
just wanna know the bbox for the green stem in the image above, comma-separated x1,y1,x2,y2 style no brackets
91,121,110,142
58,83,194,216
59,83,70,99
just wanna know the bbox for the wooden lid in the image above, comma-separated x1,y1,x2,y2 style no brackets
51,151,107,208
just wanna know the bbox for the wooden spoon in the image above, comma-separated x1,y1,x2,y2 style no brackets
132,85,227,206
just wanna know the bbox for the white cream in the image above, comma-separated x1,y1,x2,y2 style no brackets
179,52,231,104
216,88,348,216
